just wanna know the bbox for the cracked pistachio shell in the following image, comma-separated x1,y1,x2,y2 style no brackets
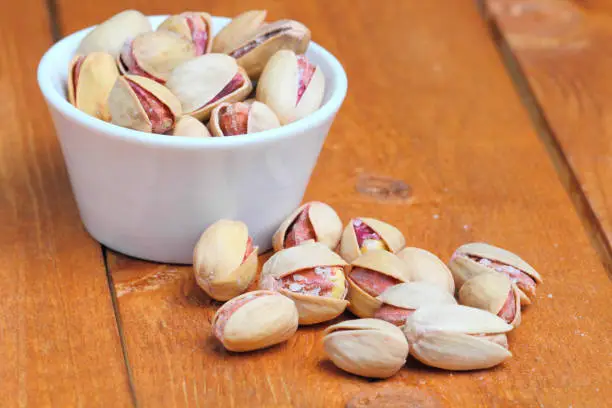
378,282,457,311
68,52,119,121
212,10,267,54
340,217,406,263
256,49,324,124
259,242,348,325
403,305,513,371
108,75,182,133
171,116,211,137
166,53,252,121
193,219,258,301
323,319,409,379
208,101,280,137
157,12,213,55
458,273,521,327
77,10,152,58
212,290,298,352
272,201,343,252
347,250,412,318
396,247,455,294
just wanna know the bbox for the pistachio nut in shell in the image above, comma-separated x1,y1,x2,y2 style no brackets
193,219,258,301
212,290,298,352
323,319,409,379
208,101,280,137
118,30,196,83
68,52,119,121
403,304,513,371
256,50,324,125
458,273,521,327
340,217,406,263
77,10,152,58
227,19,311,79
157,12,213,56
374,282,457,326
166,53,252,121
346,250,412,318
212,10,267,54
396,247,455,294
449,242,542,305
171,116,211,138
259,242,348,325
272,201,343,252
108,75,181,134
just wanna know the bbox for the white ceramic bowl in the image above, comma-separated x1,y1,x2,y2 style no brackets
37,15,347,264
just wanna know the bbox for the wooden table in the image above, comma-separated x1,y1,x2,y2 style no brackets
2,0,610,406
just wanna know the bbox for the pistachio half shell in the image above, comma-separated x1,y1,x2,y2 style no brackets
323,318,409,379
458,273,521,327
208,101,280,137
193,219,258,301
68,52,119,121
396,247,455,294
272,201,343,252
212,10,267,54
166,53,252,121
340,217,406,263
171,116,211,137
157,12,213,56
403,304,513,371
259,242,348,325
108,74,181,133
212,290,298,352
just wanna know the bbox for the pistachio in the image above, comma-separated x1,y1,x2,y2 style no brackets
68,52,119,121
340,217,406,263
374,282,457,326
108,74,181,133
403,305,513,371
166,53,252,121
171,115,211,137
323,319,409,379
208,101,280,137
449,242,542,305
158,12,213,56
259,242,348,325
118,31,196,83
77,10,152,58
212,10,267,54
272,201,342,251
396,247,455,294
193,219,258,301
212,290,298,352
458,273,521,326
346,250,412,318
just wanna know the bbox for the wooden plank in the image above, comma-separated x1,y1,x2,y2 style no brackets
0,2,133,407
58,0,612,406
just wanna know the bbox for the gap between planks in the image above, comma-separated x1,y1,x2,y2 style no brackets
476,0,612,277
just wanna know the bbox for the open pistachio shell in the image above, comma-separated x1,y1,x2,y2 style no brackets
458,273,521,327
396,247,455,294
340,217,406,263
212,10,267,54
77,10,152,58
171,116,211,137
68,52,119,121
323,318,409,379
193,219,258,301
157,12,213,55
166,53,252,121
272,201,343,252
108,74,182,133
208,101,280,137
212,290,298,352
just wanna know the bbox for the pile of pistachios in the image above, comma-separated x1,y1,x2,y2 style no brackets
194,202,543,378
69,10,324,137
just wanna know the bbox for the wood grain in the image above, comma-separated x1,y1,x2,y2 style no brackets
57,0,612,406
0,1,133,406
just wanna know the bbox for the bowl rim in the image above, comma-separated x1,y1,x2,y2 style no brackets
37,14,348,150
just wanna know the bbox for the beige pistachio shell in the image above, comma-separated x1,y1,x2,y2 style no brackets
281,290,348,325
108,75,182,133
340,217,406,263
193,219,258,301
77,10,152,58
68,52,118,121
377,282,457,310
208,101,280,137
212,290,298,352
396,247,455,294
458,273,521,327
157,12,213,55
256,49,324,125
166,53,252,121
323,318,409,379
171,116,211,137
212,10,267,53
272,201,343,252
